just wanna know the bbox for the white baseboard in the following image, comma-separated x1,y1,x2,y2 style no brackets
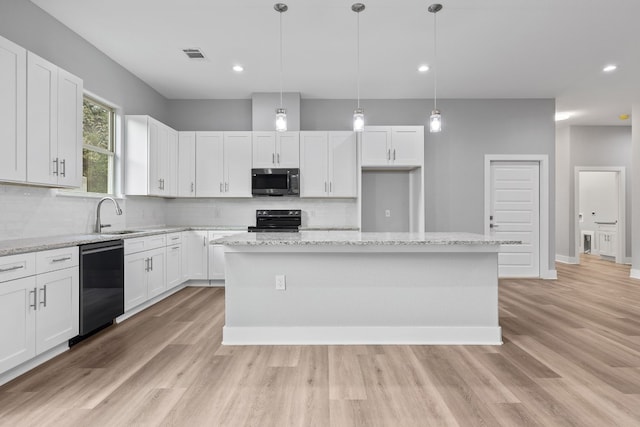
624,257,632,265
0,343,68,387
222,326,503,346
555,255,579,264
630,269,640,280
541,269,558,280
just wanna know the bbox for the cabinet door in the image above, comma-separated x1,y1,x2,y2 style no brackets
166,244,182,289
146,248,166,299
186,231,208,280
0,276,36,373
252,131,276,168
166,128,179,197
178,132,196,197
276,131,300,168
56,68,82,188
195,132,224,197
148,118,164,196
0,36,27,183
391,126,424,167
27,52,58,185
124,253,147,311
208,231,243,282
224,132,252,197
300,132,329,197
35,267,79,354
361,126,390,167
328,132,357,198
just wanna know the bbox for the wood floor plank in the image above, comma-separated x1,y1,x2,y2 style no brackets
1,254,639,426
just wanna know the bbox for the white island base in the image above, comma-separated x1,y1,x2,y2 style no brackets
219,232,505,346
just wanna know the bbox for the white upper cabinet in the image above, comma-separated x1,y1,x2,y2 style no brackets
0,36,27,183
178,132,196,197
125,115,178,197
252,131,299,168
196,131,251,198
27,52,83,187
300,131,357,198
361,126,424,168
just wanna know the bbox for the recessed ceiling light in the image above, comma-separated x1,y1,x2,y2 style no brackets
232,65,244,72
418,65,429,73
603,64,617,72
555,112,572,121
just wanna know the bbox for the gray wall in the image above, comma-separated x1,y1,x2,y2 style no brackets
362,171,410,232
561,126,632,259
0,0,169,121
167,99,252,131
555,125,571,258
633,103,640,273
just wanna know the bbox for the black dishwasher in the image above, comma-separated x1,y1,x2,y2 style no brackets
70,239,124,346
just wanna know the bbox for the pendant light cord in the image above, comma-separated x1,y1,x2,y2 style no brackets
356,10,361,109
433,10,437,111
279,10,284,108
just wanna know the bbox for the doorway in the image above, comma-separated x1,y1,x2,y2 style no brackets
574,167,626,264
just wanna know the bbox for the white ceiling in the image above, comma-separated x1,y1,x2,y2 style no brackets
31,0,640,125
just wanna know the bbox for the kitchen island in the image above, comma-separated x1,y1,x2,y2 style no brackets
215,231,516,345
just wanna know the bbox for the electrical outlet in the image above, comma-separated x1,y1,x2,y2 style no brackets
385,209,391,217
275,274,286,290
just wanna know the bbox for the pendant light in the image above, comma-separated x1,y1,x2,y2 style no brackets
274,3,288,132
428,3,443,133
352,3,365,132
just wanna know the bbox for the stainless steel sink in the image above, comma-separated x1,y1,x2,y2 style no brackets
103,230,141,235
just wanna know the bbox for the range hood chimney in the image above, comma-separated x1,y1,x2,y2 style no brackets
251,92,300,131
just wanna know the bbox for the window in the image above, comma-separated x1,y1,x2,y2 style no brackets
82,97,115,194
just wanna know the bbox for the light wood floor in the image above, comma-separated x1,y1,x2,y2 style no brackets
1,254,640,426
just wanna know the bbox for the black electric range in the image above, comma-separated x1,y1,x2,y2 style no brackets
248,209,301,232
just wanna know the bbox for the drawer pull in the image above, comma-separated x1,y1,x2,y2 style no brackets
0,265,24,273
52,256,72,263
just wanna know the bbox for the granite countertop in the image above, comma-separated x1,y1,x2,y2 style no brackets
0,225,247,257
214,231,521,246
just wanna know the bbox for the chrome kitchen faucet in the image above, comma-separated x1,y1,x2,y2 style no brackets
95,197,123,233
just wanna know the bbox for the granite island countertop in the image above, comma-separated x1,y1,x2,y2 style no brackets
214,231,520,246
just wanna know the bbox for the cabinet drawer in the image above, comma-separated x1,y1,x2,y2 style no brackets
125,234,167,255
0,253,36,283
36,247,79,274
166,232,182,245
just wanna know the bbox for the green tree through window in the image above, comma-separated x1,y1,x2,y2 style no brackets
83,97,114,193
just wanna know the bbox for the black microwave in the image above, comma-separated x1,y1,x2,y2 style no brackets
251,168,300,196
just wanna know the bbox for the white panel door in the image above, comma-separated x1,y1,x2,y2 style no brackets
56,68,83,188
328,132,357,198
166,128,179,197
0,276,36,373
252,131,276,168
276,131,300,168
0,36,26,183
166,244,182,289
186,231,209,280
195,132,224,197
35,267,78,354
146,248,167,299
178,132,196,197
300,132,328,197
223,132,252,197
490,162,540,277
361,126,390,166
124,253,147,311
147,119,163,196
27,52,58,185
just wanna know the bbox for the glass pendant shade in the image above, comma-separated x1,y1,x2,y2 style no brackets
429,109,442,133
353,108,365,132
275,108,287,132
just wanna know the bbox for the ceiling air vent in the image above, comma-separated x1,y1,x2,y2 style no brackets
182,48,206,60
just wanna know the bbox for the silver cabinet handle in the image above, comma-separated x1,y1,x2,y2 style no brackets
225,182,229,192
159,179,163,190
219,182,223,192
330,182,332,193
52,256,71,263
172,246,180,250
393,149,396,161
40,285,47,308
324,182,327,192
53,158,59,176
144,258,149,272
0,265,24,273
191,182,194,193
277,153,280,164
30,288,37,310
272,153,275,164
203,236,206,247
150,257,154,271
171,236,180,241
60,159,66,177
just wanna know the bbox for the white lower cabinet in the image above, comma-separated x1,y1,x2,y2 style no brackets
124,235,167,311
597,229,617,258
0,248,78,376
165,233,182,289
185,231,209,280
208,231,244,282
